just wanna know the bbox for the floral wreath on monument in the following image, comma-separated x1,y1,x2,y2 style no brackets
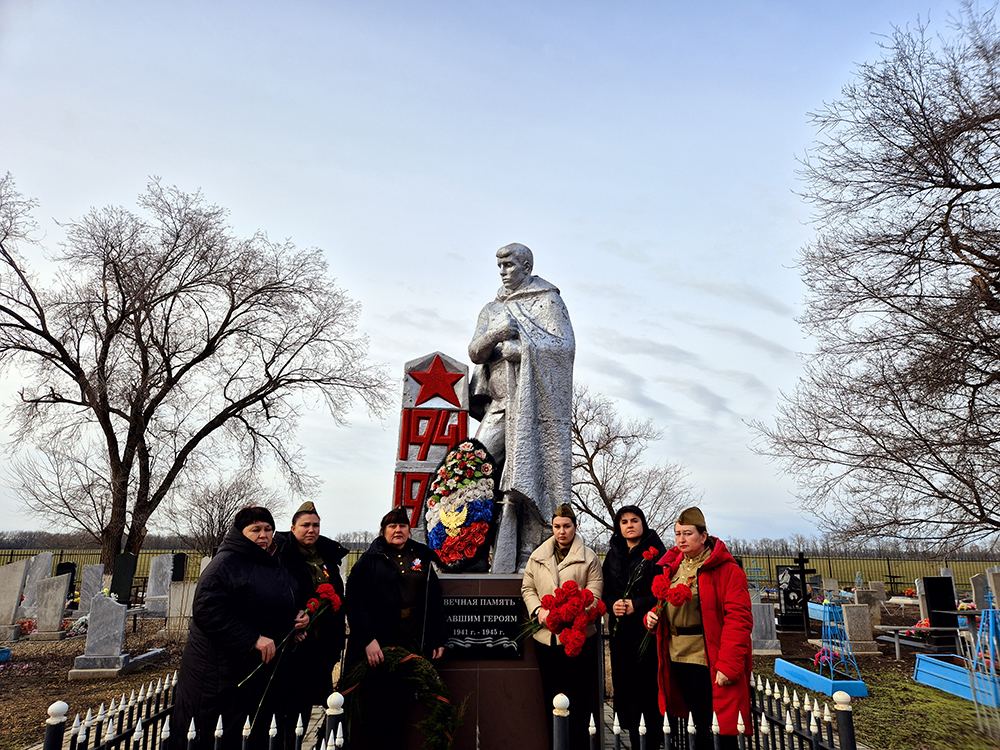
424,438,497,571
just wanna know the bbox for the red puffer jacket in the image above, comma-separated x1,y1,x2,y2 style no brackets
651,537,752,735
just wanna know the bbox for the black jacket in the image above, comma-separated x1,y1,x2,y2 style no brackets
601,527,665,644
173,527,300,750
344,536,446,666
274,531,348,706
274,532,348,644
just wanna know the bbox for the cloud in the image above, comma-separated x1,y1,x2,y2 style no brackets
590,327,703,367
594,239,652,264
572,283,638,303
686,321,797,361
585,356,676,419
382,307,468,338
652,377,734,416
684,279,794,317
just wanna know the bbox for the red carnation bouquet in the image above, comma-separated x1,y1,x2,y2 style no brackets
525,580,607,657
305,582,342,621
639,570,695,656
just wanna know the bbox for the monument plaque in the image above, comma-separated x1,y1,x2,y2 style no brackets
443,595,522,659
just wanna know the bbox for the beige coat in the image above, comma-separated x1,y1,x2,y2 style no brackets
521,534,604,645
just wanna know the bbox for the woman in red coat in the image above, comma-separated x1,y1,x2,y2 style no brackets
644,507,752,750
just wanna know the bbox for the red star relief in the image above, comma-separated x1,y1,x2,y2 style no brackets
409,355,463,407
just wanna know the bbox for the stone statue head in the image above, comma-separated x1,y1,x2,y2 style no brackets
496,243,533,292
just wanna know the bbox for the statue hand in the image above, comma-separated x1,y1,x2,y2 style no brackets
497,339,521,362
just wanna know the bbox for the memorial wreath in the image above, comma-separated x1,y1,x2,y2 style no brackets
424,439,496,571
339,646,463,750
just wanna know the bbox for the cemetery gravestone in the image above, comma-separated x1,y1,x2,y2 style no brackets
109,552,138,607
987,570,1000,607
78,564,105,614
0,559,29,641
199,557,212,575
751,602,781,656
923,576,960,653
160,581,197,641
55,562,77,604
172,553,188,581
842,603,880,654
70,594,130,678
776,565,806,631
16,552,53,618
869,581,887,602
822,578,839,599
971,573,988,612
917,578,928,621
807,574,822,594
29,574,72,640
145,554,174,616
854,589,882,626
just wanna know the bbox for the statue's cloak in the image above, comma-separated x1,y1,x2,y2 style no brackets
471,276,575,518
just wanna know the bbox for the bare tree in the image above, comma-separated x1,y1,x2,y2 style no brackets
334,529,378,549
752,4,1000,553
164,471,284,556
571,385,699,540
0,176,391,566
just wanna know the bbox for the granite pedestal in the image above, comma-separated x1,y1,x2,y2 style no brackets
434,574,550,750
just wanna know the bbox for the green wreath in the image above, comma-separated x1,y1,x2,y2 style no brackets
339,646,464,750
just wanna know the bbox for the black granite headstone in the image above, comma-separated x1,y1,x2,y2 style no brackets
924,576,959,629
109,552,138,607
55,561,78,603
776,565,806,631
171,553,188,582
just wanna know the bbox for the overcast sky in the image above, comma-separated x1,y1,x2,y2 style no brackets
0,1,956,542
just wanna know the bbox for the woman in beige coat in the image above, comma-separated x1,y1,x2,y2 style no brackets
521,504,603,750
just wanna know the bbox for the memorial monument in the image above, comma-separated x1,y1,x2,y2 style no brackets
379,243,578,750
467,242,575,573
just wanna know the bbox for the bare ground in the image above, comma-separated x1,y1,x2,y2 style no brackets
0,620,183,750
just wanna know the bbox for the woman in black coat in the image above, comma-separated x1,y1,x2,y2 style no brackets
602,505,665,749
173,507,307,750
342,507,447,749
274,503,348,714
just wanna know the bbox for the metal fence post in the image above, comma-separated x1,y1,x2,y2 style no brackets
160,716,171,750
833,691,857,750
293,713,303,750
552,693,570,750
325,691,344,747
213,715,224,750
43,701,69,750
268,716,278,750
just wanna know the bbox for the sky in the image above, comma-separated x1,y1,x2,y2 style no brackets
0,0,961,543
